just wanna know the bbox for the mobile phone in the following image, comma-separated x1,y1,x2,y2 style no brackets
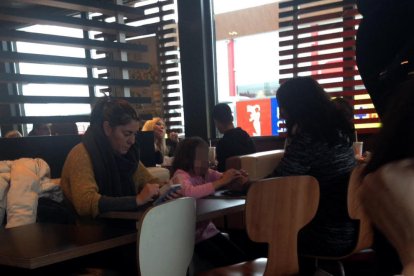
153,184,182,205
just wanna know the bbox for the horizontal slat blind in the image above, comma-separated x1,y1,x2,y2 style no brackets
0,0,184,136
91,0,183,134
0,0,154,130
278,0,380,134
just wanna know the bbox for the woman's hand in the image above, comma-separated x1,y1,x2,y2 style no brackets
169,132,179,143
136,183,160,206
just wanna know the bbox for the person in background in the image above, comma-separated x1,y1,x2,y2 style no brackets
170,136,248,271
4,130,23,138
28,123,51,136
60,98,162,218
212,103,256,172
50,122,79,135
272,77,357,274
142,117,178,165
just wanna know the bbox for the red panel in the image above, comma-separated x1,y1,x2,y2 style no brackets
227,39,236,97
236,99,273,137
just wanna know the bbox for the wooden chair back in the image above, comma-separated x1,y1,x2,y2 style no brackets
136,197,196,276
347,166,374,253
246,176,320,275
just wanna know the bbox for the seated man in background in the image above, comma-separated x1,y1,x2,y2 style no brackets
212,103,256,172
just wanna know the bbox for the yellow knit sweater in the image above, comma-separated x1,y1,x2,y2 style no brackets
60,143,158,218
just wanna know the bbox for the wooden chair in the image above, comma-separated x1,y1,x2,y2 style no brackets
198,175,320,276
136,197,196,276
302,166,374,275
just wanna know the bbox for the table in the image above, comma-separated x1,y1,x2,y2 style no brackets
99,198,246,222
0,223,136,269
0,198,245,270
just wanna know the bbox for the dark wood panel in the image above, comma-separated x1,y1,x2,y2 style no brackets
0,115,90,124
279,8,358,28
279,51,355,65
0,51,149,70
0,95,151,104
321,80,364,89
279,29,357,47
354,118,381,124
279,19,361,38
294,70,359,80
280,60,356,74
14,0,145,19
279,40,355,56
0,73,151,87
0,8,149,37
328,90,367,97
0,30,148,52
279,0,355,17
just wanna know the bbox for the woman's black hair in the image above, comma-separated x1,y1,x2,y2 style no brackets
90,97,139,128
277,77,354,145
172,136,208,175
363,78,414,176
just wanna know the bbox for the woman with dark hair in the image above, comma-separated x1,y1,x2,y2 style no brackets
171,136,248,271
272,77,358,262
60,98,161,218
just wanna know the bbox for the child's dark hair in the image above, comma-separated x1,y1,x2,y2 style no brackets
172,136,208,174
212,103,233,124
90,97,139,128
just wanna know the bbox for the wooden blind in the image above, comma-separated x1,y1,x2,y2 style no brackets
0,0,183,134
278,0,380,134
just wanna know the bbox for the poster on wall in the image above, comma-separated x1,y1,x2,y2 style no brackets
235,98,282,137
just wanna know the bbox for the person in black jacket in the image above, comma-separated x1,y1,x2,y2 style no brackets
212,103,256,172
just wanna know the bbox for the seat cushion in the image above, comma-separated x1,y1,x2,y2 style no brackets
197,257,267,276
240,150,284,181
147,167,170,182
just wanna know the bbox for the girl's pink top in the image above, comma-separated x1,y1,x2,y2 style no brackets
171,168,222,243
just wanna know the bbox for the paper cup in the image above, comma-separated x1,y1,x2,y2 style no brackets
353,142,363,159
208,147,216,164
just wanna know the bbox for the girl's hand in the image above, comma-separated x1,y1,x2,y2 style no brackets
221,169,241,184
166,190,183,200
213,169,241,190
136,183,160,206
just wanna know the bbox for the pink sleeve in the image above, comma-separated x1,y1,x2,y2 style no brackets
206,169,222,182
171,170,215,199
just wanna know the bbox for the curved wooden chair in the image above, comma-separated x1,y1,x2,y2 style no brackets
302,166,374,275
136,197,196,276
199,175,320,276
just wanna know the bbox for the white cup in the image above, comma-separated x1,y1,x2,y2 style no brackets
353,141,363,159
208,147,216,164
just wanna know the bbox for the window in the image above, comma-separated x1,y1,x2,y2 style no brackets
0,1,183,137
213,0,282,137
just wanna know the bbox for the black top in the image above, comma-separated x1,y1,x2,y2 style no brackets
216,127,256,172
273,131,358,256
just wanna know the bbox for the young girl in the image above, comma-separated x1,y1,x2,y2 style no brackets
171,136,248,270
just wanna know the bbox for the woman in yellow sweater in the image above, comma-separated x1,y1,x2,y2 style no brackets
60,98,161,218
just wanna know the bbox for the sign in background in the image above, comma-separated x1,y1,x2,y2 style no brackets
235,98,282,137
